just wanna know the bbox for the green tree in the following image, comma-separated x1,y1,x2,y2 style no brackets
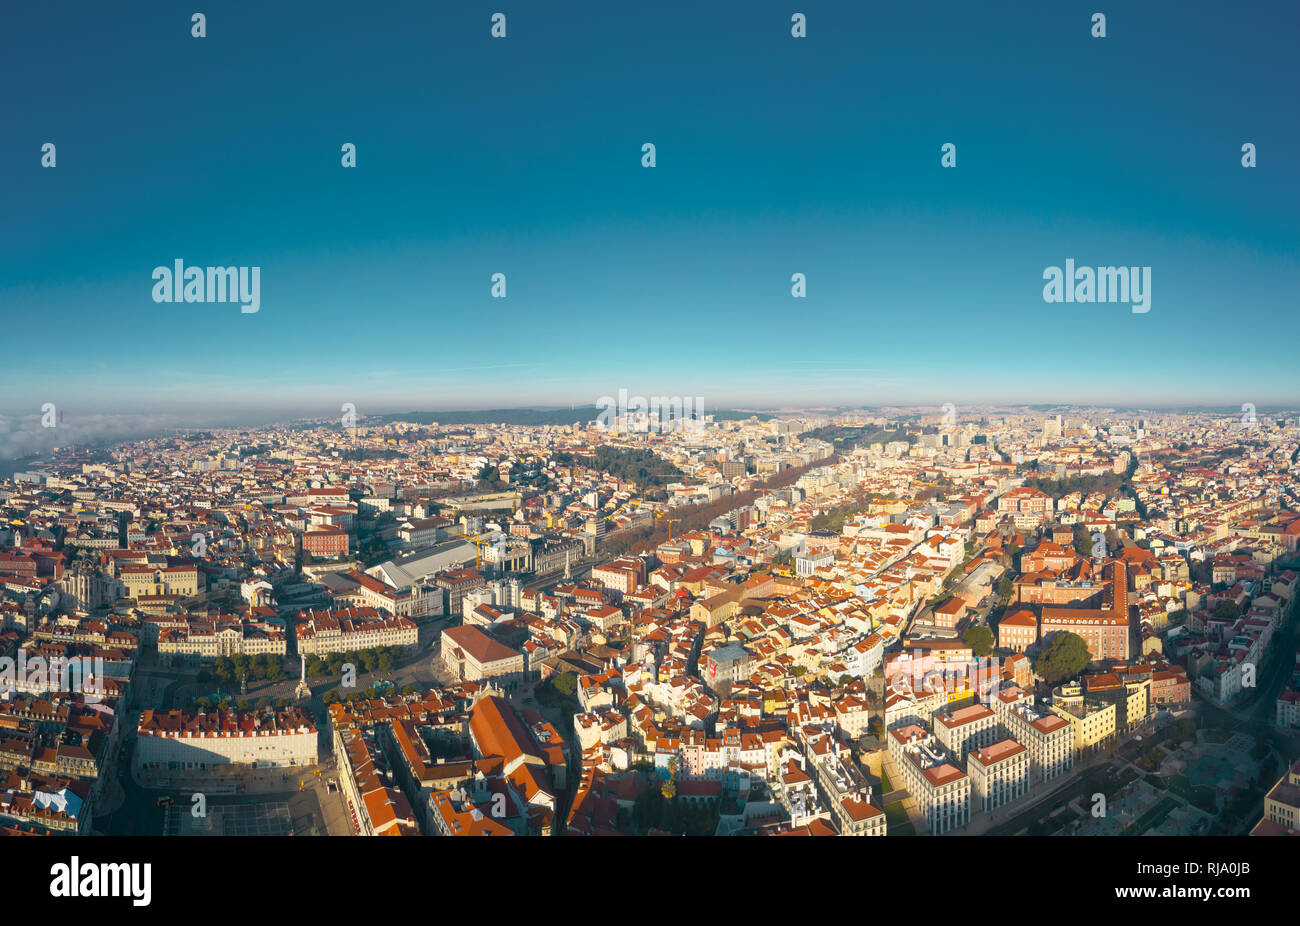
552,672,577,697
963,624,994,658
662,756,680,799
213,656,235,683
1033,632,1091,685
1213,599,1242,622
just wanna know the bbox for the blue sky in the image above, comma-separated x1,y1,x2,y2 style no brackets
1,0,1297,426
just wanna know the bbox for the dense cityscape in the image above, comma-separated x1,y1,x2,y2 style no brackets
4,0,1295,910
2,405,1298,840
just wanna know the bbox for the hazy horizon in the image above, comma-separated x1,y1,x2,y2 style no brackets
4,398,1299,466
3,0,1298,421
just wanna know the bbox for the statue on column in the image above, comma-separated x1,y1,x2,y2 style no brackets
294,656,311,700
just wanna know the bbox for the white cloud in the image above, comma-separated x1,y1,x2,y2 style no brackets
0,412,186,461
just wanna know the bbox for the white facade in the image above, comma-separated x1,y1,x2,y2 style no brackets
968,739,1030,813
136,716,317,770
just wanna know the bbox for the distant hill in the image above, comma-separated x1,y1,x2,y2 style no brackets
376,407,777,426
378,407,598,426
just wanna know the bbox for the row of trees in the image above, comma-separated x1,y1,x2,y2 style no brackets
1021,470,1124,499
625,782,718,835
798,424,918,453
191,695,296,712
196,654,287,686
809,489,873,533
598,454,838,557
304,646,400,679
320,683,419,705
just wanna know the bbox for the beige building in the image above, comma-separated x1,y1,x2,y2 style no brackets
335,569,441,620
1252,759,1300,835
838,792,887,836
120,565,200,601
440,625,526,690
990,684,1035,725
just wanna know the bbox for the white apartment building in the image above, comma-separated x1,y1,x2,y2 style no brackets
157,618,287,665
1277,690,1300,728
1004,702,1075,782
796,548,834,577
135,708,317,771
933,703,998,761
846,633,885,677
884,685,945,731
889,725,970,834
990,683,1035,726
295,607,418,656
968,738,1030,813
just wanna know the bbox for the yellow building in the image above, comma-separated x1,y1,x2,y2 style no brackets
120,565,201,601
1048,683,1117,754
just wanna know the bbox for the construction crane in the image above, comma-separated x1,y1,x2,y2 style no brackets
446,528,490,569
655,511,683,541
